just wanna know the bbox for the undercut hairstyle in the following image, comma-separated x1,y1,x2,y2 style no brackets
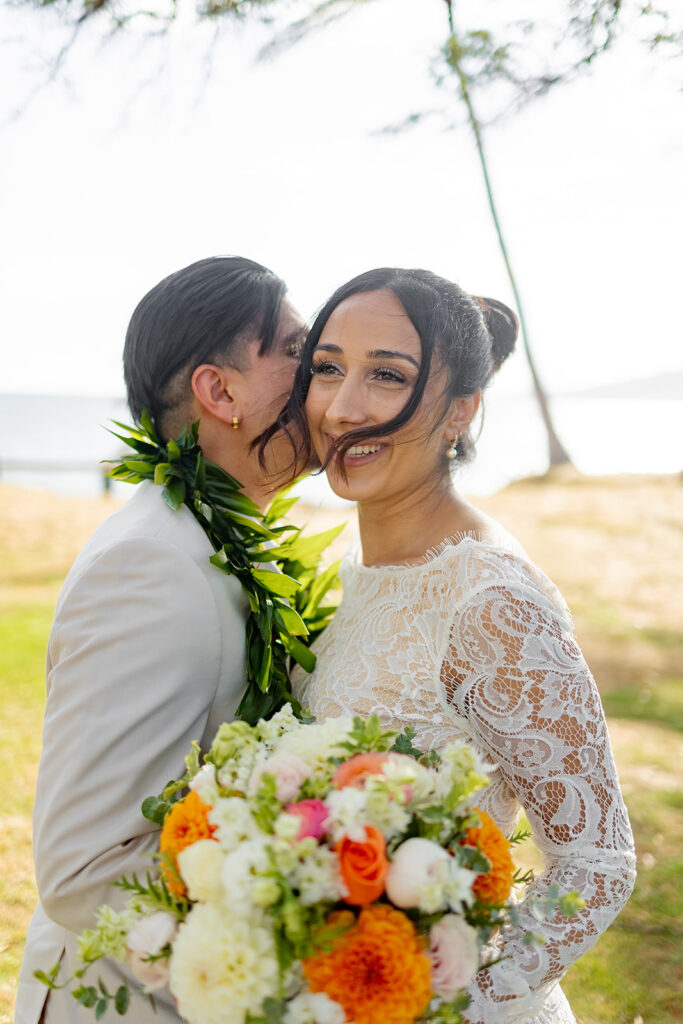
124,256,287,439
258,266,518,473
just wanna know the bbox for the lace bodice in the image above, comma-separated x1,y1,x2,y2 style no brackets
292,536,636,1024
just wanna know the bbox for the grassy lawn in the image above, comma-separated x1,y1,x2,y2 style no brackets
1,477,681,1023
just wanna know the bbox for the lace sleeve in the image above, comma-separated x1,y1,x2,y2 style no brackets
441,579,636,1024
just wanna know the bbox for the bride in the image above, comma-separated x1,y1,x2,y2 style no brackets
272,268,636,1023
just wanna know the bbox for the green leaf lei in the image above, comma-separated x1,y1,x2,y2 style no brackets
107,412,344,725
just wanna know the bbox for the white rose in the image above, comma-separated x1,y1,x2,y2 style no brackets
126,911,177,992
178,839,225,904
428,914,479,999
385,838,451,908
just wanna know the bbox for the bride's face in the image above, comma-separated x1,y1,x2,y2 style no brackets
305,289,451,504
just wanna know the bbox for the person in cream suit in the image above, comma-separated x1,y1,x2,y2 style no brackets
16,257,306,1024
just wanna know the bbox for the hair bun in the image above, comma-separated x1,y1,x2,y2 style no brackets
474,296,519,371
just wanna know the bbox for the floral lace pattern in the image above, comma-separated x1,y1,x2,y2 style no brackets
292,537,636,1024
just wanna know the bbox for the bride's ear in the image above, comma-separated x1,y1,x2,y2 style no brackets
444,391,482,440
191,364,242,425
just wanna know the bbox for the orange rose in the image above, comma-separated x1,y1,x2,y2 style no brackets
333,752,389,789
338,826,388,905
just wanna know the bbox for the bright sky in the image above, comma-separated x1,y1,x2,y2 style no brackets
1,0,681,400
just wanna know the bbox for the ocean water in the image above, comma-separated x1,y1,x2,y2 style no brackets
0,392,680,505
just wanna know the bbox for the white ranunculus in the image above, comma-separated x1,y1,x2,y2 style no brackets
385,838,452,909
284,990,347,1024
428,914,480,999
169,903,279,1024
178,839,225,904
126,911,177,992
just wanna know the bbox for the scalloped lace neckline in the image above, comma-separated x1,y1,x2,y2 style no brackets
348,529,521,574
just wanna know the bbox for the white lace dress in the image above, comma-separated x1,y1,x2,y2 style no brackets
291,535,636,1024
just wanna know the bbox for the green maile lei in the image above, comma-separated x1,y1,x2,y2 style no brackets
107,412,343,725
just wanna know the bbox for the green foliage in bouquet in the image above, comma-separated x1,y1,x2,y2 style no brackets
107,413,344,724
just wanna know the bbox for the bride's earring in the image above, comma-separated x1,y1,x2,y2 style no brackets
446,435,459,460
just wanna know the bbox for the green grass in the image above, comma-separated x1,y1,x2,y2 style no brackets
0,601,54,1022
601,676,683,732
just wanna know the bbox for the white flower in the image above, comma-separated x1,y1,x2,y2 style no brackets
363,777,412,839
257,703,299,746
284,990,347,1024
381,754,436,805
178,840,225,904
209,796,261,853
385,838,452,910
437,741,492,804
445,864,477,910
250,751,311,803
429,914,479,999
277,717,353,773
169,903,278,1024
126,911,177,993
324,787,369,843
188,764,219,805
290,847,347,906
274,811,305,843
221,838,271,913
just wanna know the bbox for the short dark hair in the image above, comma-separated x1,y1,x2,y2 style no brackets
261,266,517,471
124,256,287,436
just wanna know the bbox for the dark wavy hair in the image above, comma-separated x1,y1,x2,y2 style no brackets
259,266,517,474
124,256,287,438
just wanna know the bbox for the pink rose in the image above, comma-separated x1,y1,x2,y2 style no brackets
252,751,311,803
126,911,177,992
428,914,479,999
285,799,330,841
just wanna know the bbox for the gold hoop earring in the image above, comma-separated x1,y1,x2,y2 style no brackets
232,416,239,430
446,435,459,460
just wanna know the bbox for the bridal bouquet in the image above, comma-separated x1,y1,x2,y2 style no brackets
39,709,580,1024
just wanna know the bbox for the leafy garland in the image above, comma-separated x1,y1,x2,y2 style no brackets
108,412,344,725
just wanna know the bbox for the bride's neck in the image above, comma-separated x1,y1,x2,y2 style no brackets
357,478,470,567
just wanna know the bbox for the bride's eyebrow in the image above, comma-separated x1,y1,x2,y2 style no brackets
367,348,419,368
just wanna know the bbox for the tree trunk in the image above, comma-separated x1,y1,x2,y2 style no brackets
444,1,572,468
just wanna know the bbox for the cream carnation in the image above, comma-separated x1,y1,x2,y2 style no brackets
178,839,225,904
169,903,278,1024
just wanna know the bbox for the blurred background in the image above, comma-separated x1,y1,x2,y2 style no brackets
0,1,681,1021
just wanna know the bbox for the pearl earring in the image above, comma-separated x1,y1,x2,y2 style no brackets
446,435,459,460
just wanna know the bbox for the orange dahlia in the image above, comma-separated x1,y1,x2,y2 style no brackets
304,905,432,1024
159,791,217,897
464,808,514,907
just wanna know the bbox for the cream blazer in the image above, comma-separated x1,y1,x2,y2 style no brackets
15,482,249,1024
